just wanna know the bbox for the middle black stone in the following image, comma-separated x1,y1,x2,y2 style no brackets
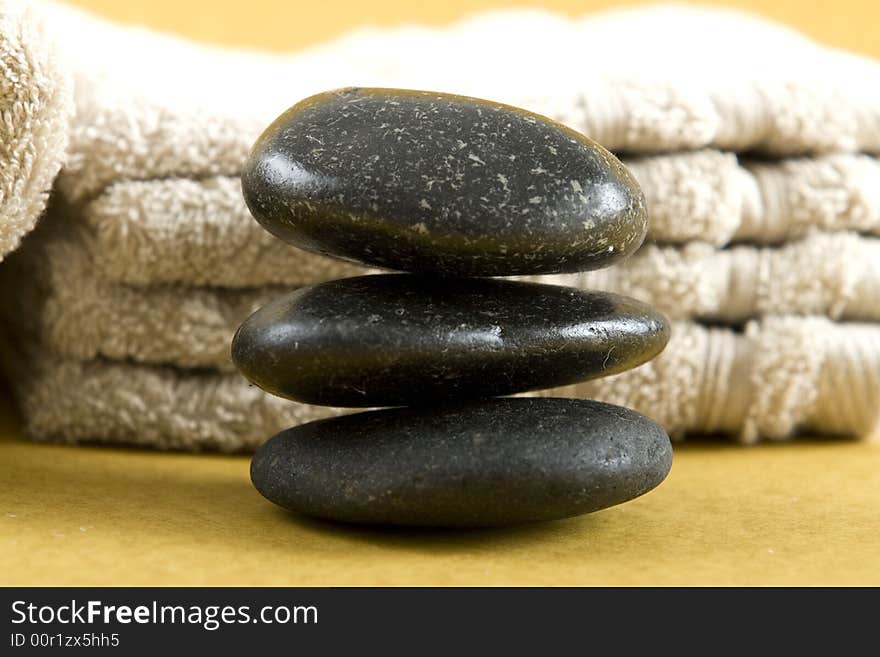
232,274,669,407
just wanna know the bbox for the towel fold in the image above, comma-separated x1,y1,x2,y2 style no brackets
0,332,339,451
0,221,283,370
82,176,368,288
4,216,880,377
72,151,880,288
630,151,880,247
0,0,70,261
41,1,880,210
3,317,877,450
5,1,880,253
545,318,880,443
567,232,880,323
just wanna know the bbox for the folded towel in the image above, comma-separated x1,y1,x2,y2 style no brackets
629,151,880,247
1,2,875,208
5,216,880,376
568,233,880,323
1,225,281,370
71,151,880,288
42,1,880,211
545,318,880,444
0,0,70,261
0,332,338,451
4,1,880,258
6,1,874,262
82,177,368,288
3,1,880,450
4,318,877,450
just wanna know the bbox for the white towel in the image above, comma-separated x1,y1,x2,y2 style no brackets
4,1,880,255
0,1,70,261
42,1,880,207
547,318,880,444
3,318,876,450
5,218,880,370
3,1,880,448
566,233,880,323
0,332,339,452
70,152,880,288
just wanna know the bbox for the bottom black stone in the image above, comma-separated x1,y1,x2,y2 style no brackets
251,398,672,527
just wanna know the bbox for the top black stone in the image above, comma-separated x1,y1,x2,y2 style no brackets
242,87,647,276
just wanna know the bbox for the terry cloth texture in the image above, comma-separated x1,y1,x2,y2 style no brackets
2,318,877,451
1,0,880,449
0,331,341,452
4,218,880,371
74,151,880,288
38,0,880,205
0,0,71,261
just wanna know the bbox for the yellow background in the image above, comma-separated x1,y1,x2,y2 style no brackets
2,0,880,586
67,0,880,58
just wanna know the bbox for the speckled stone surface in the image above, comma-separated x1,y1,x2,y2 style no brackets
242,87,647,276
251,397,673,527
231,274,669,407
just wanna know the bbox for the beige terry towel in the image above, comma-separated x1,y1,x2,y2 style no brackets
5,217,880,371
5,1,880,258
0,213,369,368
72,151,880,288
629,151,880,247
547,318,880,444
3,1,880,449
3,318,877,450
42,1,880,208
82,176,368,288
0,333,339,451
569,233,880,323
0,0,70,261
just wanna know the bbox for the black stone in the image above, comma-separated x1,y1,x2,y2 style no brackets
231,274,669,407
242,87,647,276
251,397,673,527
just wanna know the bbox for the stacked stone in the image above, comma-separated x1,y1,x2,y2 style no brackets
233,88,673,527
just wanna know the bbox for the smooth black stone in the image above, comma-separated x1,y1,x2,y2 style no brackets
242,87,647,276
251,397,673,527
231,274,669,407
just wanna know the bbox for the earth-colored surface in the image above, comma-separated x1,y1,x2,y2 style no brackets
3,395,879,586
